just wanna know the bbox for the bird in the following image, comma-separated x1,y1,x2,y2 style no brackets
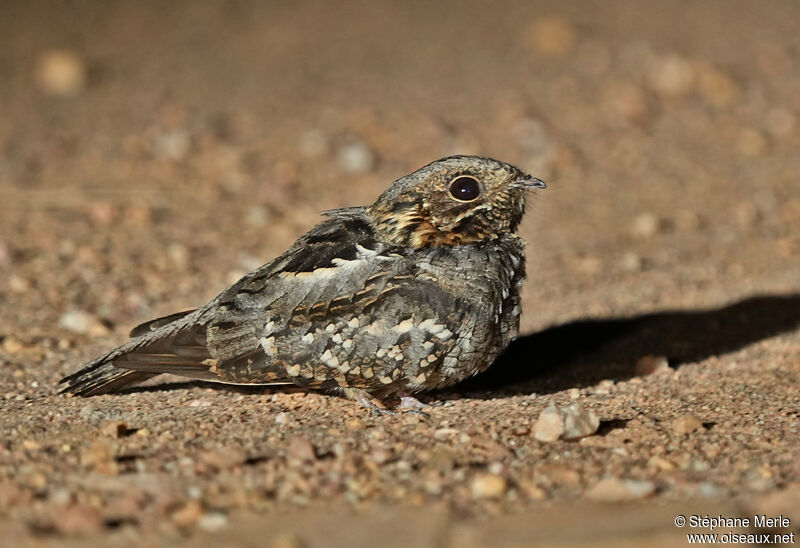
59,155,546,412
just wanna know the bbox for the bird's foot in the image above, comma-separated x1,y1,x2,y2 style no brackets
397,396,434,416
341,388,431,418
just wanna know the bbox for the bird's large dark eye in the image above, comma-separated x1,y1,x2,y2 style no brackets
448,176,481,202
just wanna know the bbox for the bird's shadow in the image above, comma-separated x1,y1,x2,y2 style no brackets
454,293,800,399
120,293,800,399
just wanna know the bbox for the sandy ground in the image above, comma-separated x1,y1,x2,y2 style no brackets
1,1,799,546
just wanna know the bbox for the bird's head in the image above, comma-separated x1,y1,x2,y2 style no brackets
367,155,545,249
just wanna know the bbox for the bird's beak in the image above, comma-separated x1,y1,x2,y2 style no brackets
513,174,547,190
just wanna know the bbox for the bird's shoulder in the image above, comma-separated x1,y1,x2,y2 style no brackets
214,207,393,299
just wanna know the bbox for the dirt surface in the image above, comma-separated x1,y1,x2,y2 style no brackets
1,1,799,546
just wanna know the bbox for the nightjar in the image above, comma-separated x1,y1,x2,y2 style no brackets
60,156,546,410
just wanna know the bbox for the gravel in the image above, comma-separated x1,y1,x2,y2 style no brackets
2,1,800,546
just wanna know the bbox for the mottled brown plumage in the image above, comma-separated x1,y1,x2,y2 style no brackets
60,156,545,410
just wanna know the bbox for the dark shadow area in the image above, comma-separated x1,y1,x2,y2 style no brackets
455,293,800,398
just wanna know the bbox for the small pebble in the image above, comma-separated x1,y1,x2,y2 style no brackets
50,488,74,506
631,212,661,238
167,243,189,267
337,138,376,174
647,455,676,471
470,474,507,499
528,17,577,56
197,512,228,532
100,421,129,438
246,206,270,227
532,406,564,442
532,403,599,442
620,252,643,272
58,310,110,337
699,483,722,497
155,130,191,161
635,355,671,376
8,275,30,293
346,418,366,431
2,336,25,354
35,50,87,96
172,500,203,528
671,414,704,435
22,440,40,451
647,53,694,96
423,475,443,495
586,478,656,502
370,448,392,465
286,436,316,462
561,403,600,440
87,201,115,226
593,379,615,395
434,427,459,438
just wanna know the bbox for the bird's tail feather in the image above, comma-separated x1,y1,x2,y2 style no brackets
60,367,157,396
59,309,214,396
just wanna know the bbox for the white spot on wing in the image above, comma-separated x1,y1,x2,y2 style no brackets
394,318,414,333
260,336,277,357
418,319,436,330
435,329,452,341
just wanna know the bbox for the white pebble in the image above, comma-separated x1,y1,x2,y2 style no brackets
586,478,656,501
470,474,507,499
532,405,565,442
632,212,661,238
337,139,376,174
58,310,109,336
532,403,600,442
197,512,228,532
